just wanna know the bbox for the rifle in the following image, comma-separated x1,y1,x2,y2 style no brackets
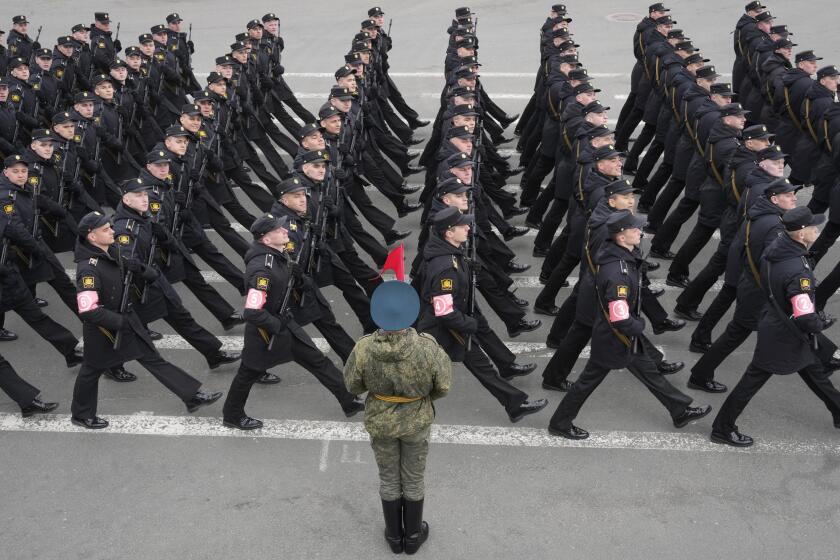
464,186,477,351
9,88,24,146
186,24,193,71
28,26,43,67
115,93,124,165
114,22,120,45
113,219,138,350
29,164,42,269
52,141,71,237
267,240,307,351
632,235,646,354
387,19,392,36
141,213,159,305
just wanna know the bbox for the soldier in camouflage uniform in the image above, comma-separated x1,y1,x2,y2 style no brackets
344,280,451,555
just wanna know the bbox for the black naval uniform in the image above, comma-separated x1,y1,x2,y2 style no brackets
712,231,840,443
71,239,204,421
110,201,234,368
222,241,360,424
548,238,696,433
417,233,533,419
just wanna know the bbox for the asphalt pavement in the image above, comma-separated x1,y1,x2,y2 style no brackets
2,2,840,559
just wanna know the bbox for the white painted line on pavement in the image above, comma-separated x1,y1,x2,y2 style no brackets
271,72,632,79
1,413,834,458
151,334,579,358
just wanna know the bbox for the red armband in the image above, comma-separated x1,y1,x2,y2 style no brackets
433,294,454,317
77,291,99,313
244,288,267,310
608,299,630,322
791,293,815,317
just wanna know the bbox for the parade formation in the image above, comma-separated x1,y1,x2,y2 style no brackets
1,2,840,554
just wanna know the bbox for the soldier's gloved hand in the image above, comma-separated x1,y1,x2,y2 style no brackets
123,258,145,275
818,310,836,330
275,309,293,331
173,191,188,205
33,41,41,51
343,154,356,167
187,40,195,54
141,264,160,282
324,200,341,218
310,222,323,237
65,181,81,194
189,168,202,182
151,221,170,240
466,258,483,272
113,39,122,52
288,260,304,283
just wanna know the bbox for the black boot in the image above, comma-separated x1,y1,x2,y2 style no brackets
402,498,429,555
382,499,404,554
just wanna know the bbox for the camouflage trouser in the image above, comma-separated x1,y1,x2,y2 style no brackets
369,426,431,501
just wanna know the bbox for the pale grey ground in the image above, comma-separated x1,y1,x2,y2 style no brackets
2,1,840,559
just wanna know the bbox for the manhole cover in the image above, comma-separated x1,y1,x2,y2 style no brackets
606,12,644,23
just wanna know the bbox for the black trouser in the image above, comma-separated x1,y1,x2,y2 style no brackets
330,258,378,332
387,75,420,124
362,150,407,211
810,221,840,264
463,343,528,414
181,261,236,324
637,163,672,208
157,297,222,358
615,92,637,136
521,153,554,206
691,283,737,346
343,205,388,267
313,314,355,365
222,194,257,230
281,93,316,124
541,224,570,274
546,283,580,345
651,196,699,254
380,98,413,144
251,134,291,179
10,298,79,359
548,352,693,430
690,312,754,383
817,261,840,310
203,201,250,258
533,199,568,250
669,222,717,280
348,179,395,237
226,167,276,212
712,362,840,434
241,141,282,188
0,353,40,408
478,269,525,326
516,93,537,135
536,251,579,309
614,108,645,152
646,177,685,230
676,246,727,310
223,342,355,421
259,109,300,158
633,138,663,181
71,352,202,419
525,172,555,220
41,251,80,313
268,95,303,138
625,125,657,167
543,320,592,386
189,238,245,294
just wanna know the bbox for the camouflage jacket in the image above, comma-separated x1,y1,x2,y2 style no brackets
344,328,452,439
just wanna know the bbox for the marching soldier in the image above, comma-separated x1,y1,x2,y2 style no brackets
110,174,241,370
90,12,121,76
344,280,451,555
548,210,711,439
711,207,840,446
417,206,547,423
221,213,364,430
70,210,222,429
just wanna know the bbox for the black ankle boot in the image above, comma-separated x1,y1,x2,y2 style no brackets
382,499,404,554
402,498,429,555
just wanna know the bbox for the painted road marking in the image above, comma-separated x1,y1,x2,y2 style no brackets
148,334,643,359
0,413,833,458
